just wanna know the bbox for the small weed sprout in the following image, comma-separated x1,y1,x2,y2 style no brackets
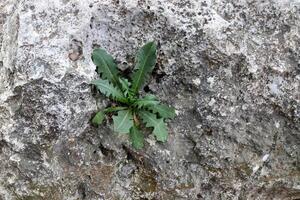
91,42,175,149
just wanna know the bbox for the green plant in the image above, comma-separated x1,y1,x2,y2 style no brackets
91,41,175,149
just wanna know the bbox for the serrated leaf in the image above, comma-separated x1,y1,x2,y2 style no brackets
148,104,176,119
119,78,131,90
113,110,134,134
131,42,157,94
119,78,131,97
153,119,168,142
92,111,105,125
91,79,127,103
129,125,144,149
92,48,120,86
133,95,159,109
138,110,168,142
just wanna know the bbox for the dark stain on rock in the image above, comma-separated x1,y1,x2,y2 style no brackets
122,145,158,193
42,124,59,142
112,0,120,5
0,140,8,154
234,162,252,179
22,143,42,161
11,79,64,145
78,182,87,199
89,16,94,29
136,168,157,193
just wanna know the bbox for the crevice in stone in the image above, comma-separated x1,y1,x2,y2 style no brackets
143,85,152,93
0,139,8,154
98,143,115,162
77,182,87,200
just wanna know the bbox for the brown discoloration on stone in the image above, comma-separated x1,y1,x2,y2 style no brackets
68,51,81,61
88,165,115,194
135,168,157,193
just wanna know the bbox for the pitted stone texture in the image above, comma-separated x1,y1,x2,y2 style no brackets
0,0,299,199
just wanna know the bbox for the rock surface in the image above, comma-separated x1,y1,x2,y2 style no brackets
0,0,300,199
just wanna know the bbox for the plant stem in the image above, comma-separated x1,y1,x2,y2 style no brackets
133,112,140,126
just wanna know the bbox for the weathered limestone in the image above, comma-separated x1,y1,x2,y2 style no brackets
0,0,299,199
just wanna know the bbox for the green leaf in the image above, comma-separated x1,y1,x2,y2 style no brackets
92,111,105,125
112,110,134,134
92,48,120,86
119,78,131,91
129,125,144,149
148,104,176,119
103,106,127,113
91,79,127,103
138,110,168,142
131,42,157,94
133,95,159,109
119,78,132,97
153,119,168,142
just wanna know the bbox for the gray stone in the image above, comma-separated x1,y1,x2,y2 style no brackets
0,0,299,199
